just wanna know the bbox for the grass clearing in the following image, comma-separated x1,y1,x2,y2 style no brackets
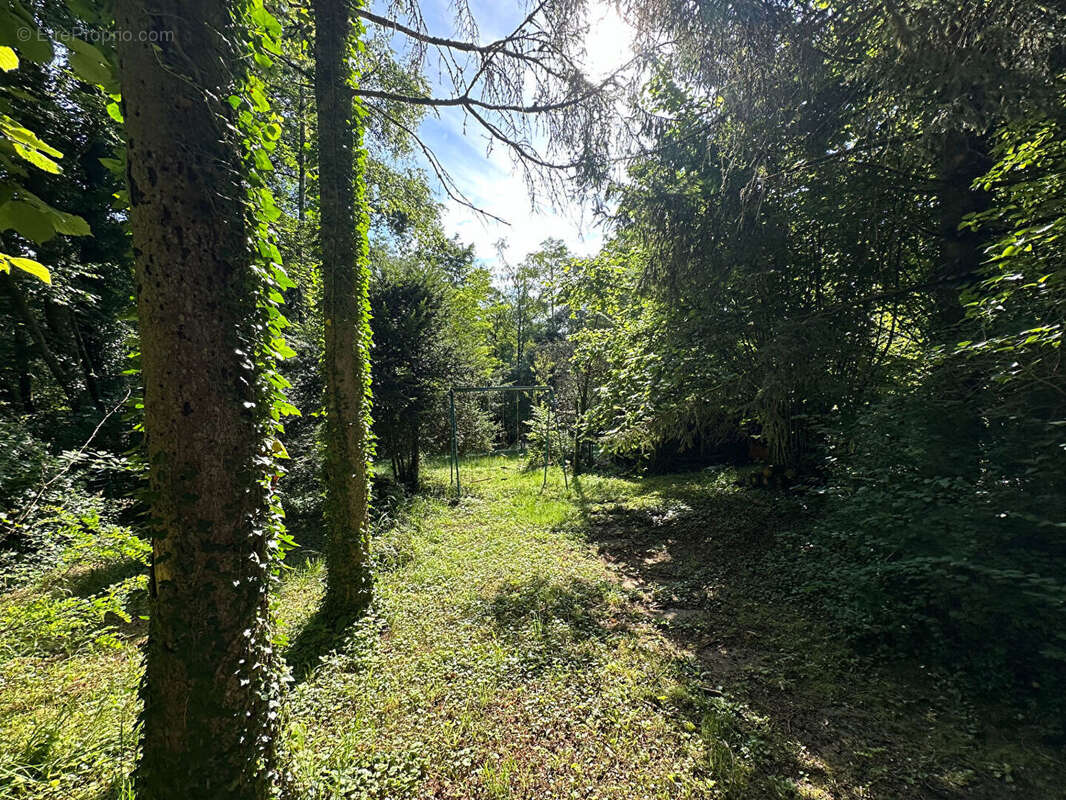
1,454,1062,798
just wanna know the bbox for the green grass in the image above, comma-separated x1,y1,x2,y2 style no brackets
1,454,1062,799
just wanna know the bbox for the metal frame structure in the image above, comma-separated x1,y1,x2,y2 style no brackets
448,385,568,497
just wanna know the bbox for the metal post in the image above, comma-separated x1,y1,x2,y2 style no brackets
542,389,550,489
553,389,568,492
447,386,552,492
449,389,460,497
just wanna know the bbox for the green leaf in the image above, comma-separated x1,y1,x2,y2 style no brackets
106,101,123,123
0,200,55,243
249,85,270,112
250,5,283,38
0,4,53,63
1,118,63,158
65,0,106,24
0,46,17,72
271,337,296,359
253,147,273,172
11,142,61,173
0,252,51,283
269,438,290,459
67,38,112,86
51,210,90,237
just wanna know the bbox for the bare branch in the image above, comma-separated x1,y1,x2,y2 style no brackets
363,101,510,225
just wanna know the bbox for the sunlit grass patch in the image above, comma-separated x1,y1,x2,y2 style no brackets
283,454,717,798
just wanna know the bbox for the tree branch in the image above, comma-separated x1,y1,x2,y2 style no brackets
363,101,509,225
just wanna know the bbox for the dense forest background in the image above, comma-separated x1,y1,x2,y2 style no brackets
0,0,1064,797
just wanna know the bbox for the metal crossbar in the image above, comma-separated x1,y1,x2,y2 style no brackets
448,385,568,497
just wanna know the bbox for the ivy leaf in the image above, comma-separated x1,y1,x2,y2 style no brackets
0,46,17,72
271,337,296,359
249,85,270,113
253,147,273,172
250,4,283,38
0,252,51,284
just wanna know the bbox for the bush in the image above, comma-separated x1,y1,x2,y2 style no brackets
522,403,571,470
0,430,149,662
0,497,149,660
775,377,1066,708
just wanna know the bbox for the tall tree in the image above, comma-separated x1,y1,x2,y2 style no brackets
115,1,284,796
314,0,373,616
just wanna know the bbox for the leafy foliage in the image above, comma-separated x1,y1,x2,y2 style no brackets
0,15,92,284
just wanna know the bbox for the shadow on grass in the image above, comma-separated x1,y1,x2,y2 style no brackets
284,603,369,684
66,557,146,598
564,470,1061,800
486,573,630,638
284,479,423,683
481,573,641,684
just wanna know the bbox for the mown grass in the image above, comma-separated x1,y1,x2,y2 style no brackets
281,457,712,799
0,454,1062,799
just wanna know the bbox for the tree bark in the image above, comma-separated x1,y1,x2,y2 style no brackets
1,273,80,409
314,0,373,616
933,131,992,332
297,84,306,225
923,131,992,478
115,2,283,797
70,314,104,412
410,417,420,490
12,322,33,412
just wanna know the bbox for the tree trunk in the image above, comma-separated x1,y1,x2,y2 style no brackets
408,417,420,490
923,131,992,478
70,314,104,411
12,322,33,412
314,0,373,616
574,368,591,475
933,131,992,331
115,2,283,797
1,273,80,410
297,84,306,225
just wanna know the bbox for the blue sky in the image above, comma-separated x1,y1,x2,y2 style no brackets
373,0,633,268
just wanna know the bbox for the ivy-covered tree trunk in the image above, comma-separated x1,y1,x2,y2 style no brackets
115,1,283,797
314,0,373,615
